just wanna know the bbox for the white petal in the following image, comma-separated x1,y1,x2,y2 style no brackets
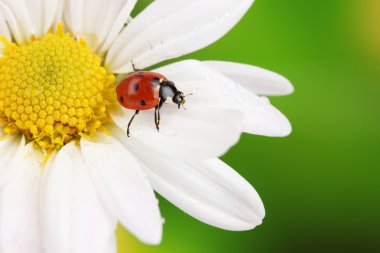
0,10,11,41
127,140,264,230
109,104,243,160
154,60,292,137
204,61,294,96
42,0,64,32
107,0,255,73
0,0,61,38
81,134,162,245
0,0,33,42
0,135,25,188
64,0,137,55
0,2,25,43
0,144,42,253
40,142,117,253
96,0,137,55
63,0,83,36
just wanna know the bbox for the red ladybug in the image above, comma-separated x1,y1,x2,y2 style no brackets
116,71,188,136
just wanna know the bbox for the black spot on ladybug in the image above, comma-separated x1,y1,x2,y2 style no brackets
140,100,146,106
151,78,160,87
120,96,124,103
133,83,139,91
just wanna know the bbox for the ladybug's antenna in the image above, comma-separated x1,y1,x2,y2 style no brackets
179,93,193,110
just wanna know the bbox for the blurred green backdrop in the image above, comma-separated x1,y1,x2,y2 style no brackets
117,0,380,252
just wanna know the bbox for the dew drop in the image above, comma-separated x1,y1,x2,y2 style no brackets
132,127,145,137
164,129,178,137
28,171,39,186
192,86,200,94
205,76,213,82
222,89,231,96
259,96,270,105
248,99,256,106
236,96,245,103
225,81,237,90
125,16,133,25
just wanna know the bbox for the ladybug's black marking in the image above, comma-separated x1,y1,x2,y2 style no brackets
151,78,160,87
120,96,124,103
140,100,146,106
133,83,139,91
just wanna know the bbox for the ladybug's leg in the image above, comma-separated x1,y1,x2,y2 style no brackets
127,110,139,137
158,99,165,109
153,99,165,133
157,107,161,126
131,61,142,72
154,106,160,132
156,100,165,127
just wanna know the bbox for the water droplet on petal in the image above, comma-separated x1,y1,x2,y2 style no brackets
222,89,231,96
125,16,133,25
248,99,256,106
259,96,270,105
192,86,200,94
132,127,145,137
164,129,178,137
205,76,213,82
236,96,245,103
226,81,237,90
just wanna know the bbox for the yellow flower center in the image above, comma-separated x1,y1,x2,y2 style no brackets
0,24,115,152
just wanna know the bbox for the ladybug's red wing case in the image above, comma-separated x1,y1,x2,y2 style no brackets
116,72,166,110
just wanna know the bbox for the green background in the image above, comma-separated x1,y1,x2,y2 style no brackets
117,0,380,252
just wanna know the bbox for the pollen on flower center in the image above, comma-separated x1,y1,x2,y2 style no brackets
0,24,115,152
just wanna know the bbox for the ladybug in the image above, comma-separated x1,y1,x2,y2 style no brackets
116,70,188,137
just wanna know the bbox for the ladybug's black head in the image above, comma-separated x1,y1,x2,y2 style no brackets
160,80,191,109
173,91,186,109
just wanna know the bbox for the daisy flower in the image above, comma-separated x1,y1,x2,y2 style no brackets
0,0,293,253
